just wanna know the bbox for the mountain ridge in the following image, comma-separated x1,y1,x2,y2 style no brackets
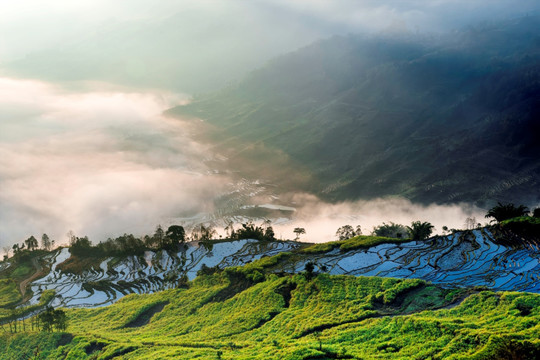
168,15,540,206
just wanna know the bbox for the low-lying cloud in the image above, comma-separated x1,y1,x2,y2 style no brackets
0,77,489,249
270,194,486,243
0,77,230,247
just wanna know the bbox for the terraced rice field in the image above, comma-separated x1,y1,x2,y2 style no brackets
29,240,301,308
25,229,540,309
294,230,540,293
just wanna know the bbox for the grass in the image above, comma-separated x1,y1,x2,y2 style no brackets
0,290,56,324
301,235,412,254
500,216,540,226
0,279,22,308
9,262,33,279
1,270,538,359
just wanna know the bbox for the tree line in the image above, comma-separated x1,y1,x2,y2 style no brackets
335,221,435,241
4,202,538,261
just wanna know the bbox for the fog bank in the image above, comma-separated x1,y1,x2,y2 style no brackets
0,77,231,246
270,194,486,243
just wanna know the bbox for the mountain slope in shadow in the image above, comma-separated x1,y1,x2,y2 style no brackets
169,15,540,207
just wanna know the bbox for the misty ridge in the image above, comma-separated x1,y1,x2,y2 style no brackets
1,1,539,249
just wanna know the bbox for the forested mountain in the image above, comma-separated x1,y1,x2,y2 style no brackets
169,15,540,206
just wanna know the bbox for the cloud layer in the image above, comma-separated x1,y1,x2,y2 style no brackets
0,78,229,246
270,194,486,243
0,77,489,249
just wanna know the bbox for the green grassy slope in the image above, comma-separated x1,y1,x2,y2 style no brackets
1,264,539,359
0,279,21,308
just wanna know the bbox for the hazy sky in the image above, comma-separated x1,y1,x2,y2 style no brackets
1,0,538,91
0,1,537,248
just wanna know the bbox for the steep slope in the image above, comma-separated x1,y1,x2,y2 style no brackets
169,15,540,206
2,273,540,359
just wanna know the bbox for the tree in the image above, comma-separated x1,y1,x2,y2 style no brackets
264,226,276,241
464,217,477,230
335,225,357,240
39,307,68,332
2,246,10,259
153,225,165,248
66,230,76,246
41,234,51,251
371,222,408,238
225,221,236,239
304,261,315,280
191,224,217,242
231,221,276,241
166,225,186,247
53,309,67,331
69,236,94,256
39,308,54,332
293,227,306,241
25,236,38,251
532,208,540,218
485,202,529,223
407,221,434,241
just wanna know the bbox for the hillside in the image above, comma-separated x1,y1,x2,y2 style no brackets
1,222,538,312
1,270,540,359
1,220,539,358
168,15,540,206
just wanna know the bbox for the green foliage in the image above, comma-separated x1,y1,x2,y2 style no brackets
24,236,39,251
69,236,93,256
1,272,540,359
498,216,540,239
407,221,434,241
373,279,425,305
98,233,146,256
335,225,361,240
486,202,530,223
302,235,410,254
0,290,56,325
304,262,315,280
39,307,68,332
165,225,186,247
0,279,22,307
500,216,540,226
10,262,33,279
372,222,408,239
230,221,276,241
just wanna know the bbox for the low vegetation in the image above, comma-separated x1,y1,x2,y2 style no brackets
0,279,21,308
302,235,411,254
0,269,538,359
1,204,539,358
